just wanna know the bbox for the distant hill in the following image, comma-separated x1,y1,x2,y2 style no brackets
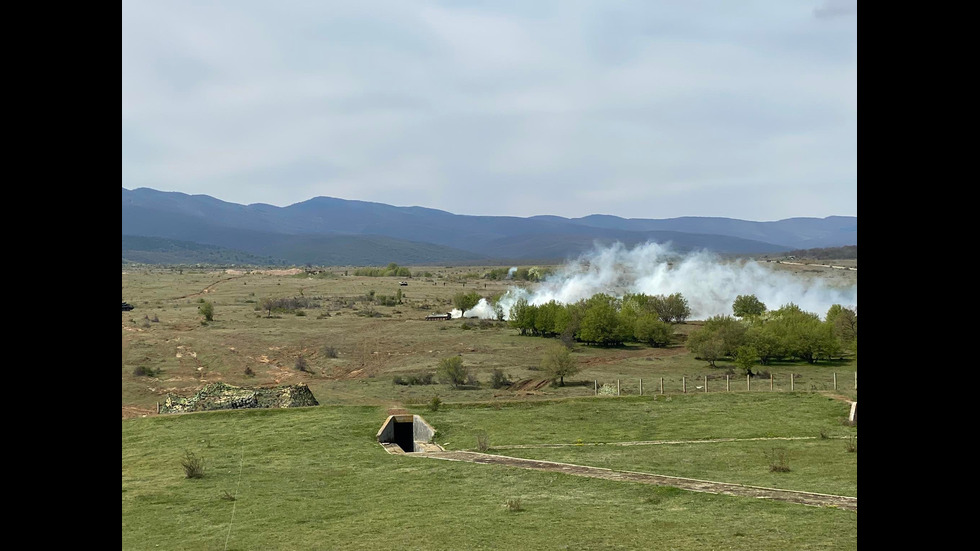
122,187,857,266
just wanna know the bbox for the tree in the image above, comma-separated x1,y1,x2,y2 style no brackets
687,315,746,366
688,330,725,367
533,300,565,337
199,301,214,322
259,297,275,318
493,301,505,322
767,304,827,364
508,297,536,336
540,343,578,386
650,293,691,323
453,292,482,314
437,356,469,388
577,294,627,346
745,324,783,365
634,314,674,347
733,294,767,318
663,293,691,323
826,305,857,357
733,345,758,376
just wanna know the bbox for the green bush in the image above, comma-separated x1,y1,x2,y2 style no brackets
428,395,442,412
198,301,214,322
181,451,205,479
437,356,469,388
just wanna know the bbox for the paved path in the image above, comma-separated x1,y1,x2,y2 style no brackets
417,450,857,512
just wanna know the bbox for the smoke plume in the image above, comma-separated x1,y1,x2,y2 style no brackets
463,242,857,321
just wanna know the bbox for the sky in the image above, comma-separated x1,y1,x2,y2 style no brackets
121,0,857,222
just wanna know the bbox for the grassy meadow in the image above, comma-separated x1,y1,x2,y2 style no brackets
122,396,857,550
122,263,858,550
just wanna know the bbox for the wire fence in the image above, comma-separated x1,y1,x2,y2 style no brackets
592,371,857,396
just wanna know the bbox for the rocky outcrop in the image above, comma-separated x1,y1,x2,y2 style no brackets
160,382,319,414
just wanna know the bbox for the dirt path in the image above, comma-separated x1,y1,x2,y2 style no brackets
488,435,848,450
170,275,247,300
417,450,857,512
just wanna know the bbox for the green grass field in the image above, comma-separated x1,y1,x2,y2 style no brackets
122,394,857,550
122,265,857,550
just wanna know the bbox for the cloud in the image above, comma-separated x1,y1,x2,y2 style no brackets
122,1,857,220
814,0,858,19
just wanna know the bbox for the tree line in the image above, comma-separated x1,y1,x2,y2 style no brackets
507,292,691,347
689,295,857,372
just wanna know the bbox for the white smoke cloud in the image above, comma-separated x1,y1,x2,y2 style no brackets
506,267,517,279
477,242,856,321
453,298,502,319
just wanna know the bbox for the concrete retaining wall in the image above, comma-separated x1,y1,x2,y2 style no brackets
377,414,438,453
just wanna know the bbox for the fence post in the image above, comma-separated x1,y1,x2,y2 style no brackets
617,379,621,396
661,377,664,395
704,376,707,393
639,378,643,396
727,375,730,392
156,402,160,414
834,372,837,391
683,376,686,393
747,374,750,391
770,373,774,391
594,380,597,396
791,374,794,391
854,371,857,390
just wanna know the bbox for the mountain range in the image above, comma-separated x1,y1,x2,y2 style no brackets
122,187,857,266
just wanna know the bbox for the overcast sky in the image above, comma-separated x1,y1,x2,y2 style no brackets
121,0,856,221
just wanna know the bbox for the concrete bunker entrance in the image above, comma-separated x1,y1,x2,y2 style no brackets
377,414,441,454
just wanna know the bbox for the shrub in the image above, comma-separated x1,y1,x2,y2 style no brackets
198,301,214,322
244,366,255,377
506,498,524,512
393,373,436,386
181,451,205,479
428,395,442,412
766,447,791,472
540,343,578,386
845,436,857,453
132,365,159,377
490,369,512,389
323,346,338,358
438,356,469,389
476,431,490,452
295,356,310,372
